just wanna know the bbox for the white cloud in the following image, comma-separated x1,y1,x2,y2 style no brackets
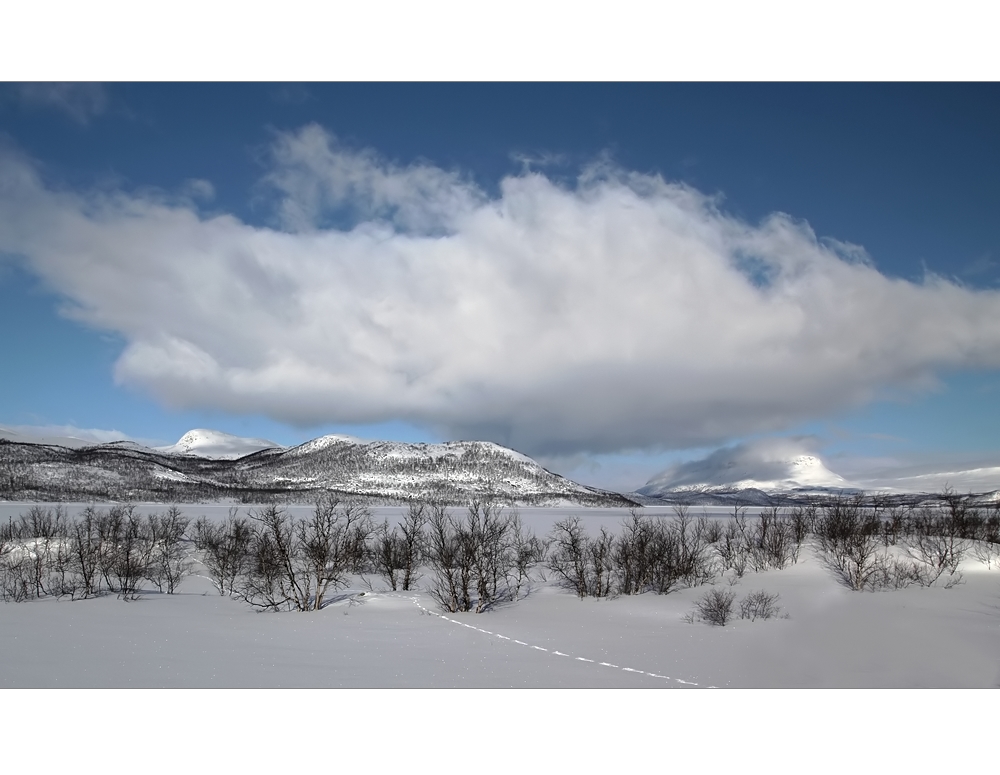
537,450,688,495
4,126,1000,458
261,123,484,233
15,83,108,124
0,423,141,447
181,178,215,202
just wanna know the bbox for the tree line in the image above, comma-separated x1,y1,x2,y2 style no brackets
0,504,191,602
1,488,998,610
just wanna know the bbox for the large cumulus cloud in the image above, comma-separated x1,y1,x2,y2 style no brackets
3,124,1000,457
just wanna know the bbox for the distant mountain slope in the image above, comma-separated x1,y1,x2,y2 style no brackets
0,429,636,507
0,424,131,450
634,440,999,506
852,465,1000,496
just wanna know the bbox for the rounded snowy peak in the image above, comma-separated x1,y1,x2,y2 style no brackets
783,455,846,487
157,429,284,460
287,434,364,454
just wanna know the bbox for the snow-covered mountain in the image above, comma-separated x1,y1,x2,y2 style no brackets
232,435,626,505
156,429,284,459
0,429,635,507
642,442,849,494
635,439,1000,505
637,440,858,504
5,425,997,507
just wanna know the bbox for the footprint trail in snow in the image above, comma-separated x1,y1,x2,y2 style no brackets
390,593,715,688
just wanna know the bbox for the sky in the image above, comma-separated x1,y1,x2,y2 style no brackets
2,81,1000,492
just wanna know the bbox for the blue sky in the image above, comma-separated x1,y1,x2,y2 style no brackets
2,82,1000,491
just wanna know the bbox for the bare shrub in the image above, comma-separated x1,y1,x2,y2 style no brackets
971,507,1000,569
714,505,797,578
338,501,375,575
789,504,815,556
612,510,656,595
717,518,748,578
548,516,591,599
942,572,965,589
194,510,253,596
746,507,794,572
868,553,924,590
300,498,372,607
548,516,616,598
739,590,781,621
646,522,684,594
144,506,192,594
672,508,717,588
555,509,718,600
0,517,33,603
427,500,537,612
373,521,406,591
468,500,516,611
398,502,427,591
881,505,909,547
509,512,544,601
68,506,104,599
700,515,724,545
810,490,981,591
373,504,432,592
693,587,736,626
905,505,969,586
587,527,615,598
815,495,883,591
12,506,71,599
241,516,291,611
96,505,153,601
426,503,469,612
965,502,999,568
222,497,375,612
1,505,165,602
971,539,1000,569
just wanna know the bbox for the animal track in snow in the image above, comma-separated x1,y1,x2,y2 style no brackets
391,593,715,688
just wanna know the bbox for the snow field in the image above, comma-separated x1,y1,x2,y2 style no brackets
1,503,998,688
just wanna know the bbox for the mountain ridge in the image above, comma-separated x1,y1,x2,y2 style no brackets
4,428,999,507
0,429,635,507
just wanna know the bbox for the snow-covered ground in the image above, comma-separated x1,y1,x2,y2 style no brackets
3,502,996,775
1,503,997,689
2,553,996,688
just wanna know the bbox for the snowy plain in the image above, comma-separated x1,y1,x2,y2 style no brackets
1,502,998,689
